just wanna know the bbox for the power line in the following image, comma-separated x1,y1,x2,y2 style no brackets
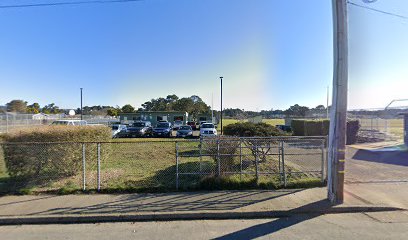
0,0,143,9
347,1,408,20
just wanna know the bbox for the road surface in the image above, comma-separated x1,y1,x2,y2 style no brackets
1,212,408,240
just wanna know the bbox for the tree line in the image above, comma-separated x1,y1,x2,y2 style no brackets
1,95,212,119
2,100,63,114
223,104,330,118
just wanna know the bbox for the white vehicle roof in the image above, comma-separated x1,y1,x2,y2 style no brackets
52,120,87,126
201,123,215,128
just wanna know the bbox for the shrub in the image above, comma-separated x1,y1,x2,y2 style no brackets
291,119,330,136
223,122,285,163
346,120,360,145
223,122,284,137
203,137,240,175
291,119,360,145
2,126,111,179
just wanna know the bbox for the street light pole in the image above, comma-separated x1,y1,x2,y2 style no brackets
80,88,83,120
328,0,348,204
220,77,223,135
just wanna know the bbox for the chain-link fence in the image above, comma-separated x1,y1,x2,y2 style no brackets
176,137,326,190
0,113,46,133
0,137,326,194
0,113,119,133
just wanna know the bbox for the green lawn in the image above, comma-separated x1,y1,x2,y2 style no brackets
0,137,323,194
0,118,325,195
359,118,404,138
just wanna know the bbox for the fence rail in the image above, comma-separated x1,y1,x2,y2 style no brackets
0,113,119,133
0,136,327,194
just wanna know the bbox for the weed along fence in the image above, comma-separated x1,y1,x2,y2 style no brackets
0,136,327,194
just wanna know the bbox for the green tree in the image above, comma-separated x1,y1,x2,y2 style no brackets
140,94,211,118
121,104,135,113
6,100,27,113
107,108,119,116
284,104,310,117
27,103,41,114
42,103,62,114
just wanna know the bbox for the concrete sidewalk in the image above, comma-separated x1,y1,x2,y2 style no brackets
0,186,406,225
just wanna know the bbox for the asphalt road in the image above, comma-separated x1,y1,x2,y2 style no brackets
344,145,408,210
346,146,408,183
1,212,408,240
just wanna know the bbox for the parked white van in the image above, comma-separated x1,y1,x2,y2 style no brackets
51,120,87,126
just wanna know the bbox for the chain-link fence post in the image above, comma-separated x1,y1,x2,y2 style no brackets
255,139,259,184
176,141,179,190
97,143,101,192
239,138,243,181
217,138,220,177
82,143,86,191
199,136,202,173
321,139,325,183
278,140,282,183
281,141,287,187
6,113,8,133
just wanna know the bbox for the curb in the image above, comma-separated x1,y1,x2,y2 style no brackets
0,206,404,225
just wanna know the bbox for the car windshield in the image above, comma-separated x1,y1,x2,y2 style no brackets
201,123,214,129
112,126,119,130
174,121,182,124
157,123,169,128
52,121,68,125
179,126,191,130
133,122,145,127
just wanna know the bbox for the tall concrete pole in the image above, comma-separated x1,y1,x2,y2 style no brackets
327,86,330,119
220,77,223,135
80,88,83,120
328,0,348,204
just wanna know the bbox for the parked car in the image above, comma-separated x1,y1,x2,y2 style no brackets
51,120,87,126
176,125,193,138
276,125,292,132
111,124,127,138
126,121,153,137
173,120,184,130
153,122,172,137
200,123,217,137
187,121,198,130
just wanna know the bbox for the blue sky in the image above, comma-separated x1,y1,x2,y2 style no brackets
0,0,407,111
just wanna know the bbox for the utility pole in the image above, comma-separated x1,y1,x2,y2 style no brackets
211,92,214,123
326,86,330,119
80,88,83,120
328,0,348,204
220,77,223,135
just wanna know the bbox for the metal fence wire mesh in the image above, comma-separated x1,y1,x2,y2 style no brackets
0,137,326,194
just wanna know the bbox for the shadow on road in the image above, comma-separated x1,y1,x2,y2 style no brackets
352,148,408,167
212,199,402,240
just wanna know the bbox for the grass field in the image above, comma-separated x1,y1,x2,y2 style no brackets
359,118,404,138
0,136,323,194
0,119,326,194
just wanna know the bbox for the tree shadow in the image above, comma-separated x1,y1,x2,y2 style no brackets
0,174,66,195
26,189,303,215
211,199,402,240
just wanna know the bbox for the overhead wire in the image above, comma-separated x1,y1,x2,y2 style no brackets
347,1,408,20
0,0,143,9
